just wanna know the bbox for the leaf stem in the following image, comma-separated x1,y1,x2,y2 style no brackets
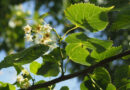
61,26,78,41
58,26,78,76
53,26,79,76
52,28,61,40
59,41,64,77
88,74,103,90
52,28,65,76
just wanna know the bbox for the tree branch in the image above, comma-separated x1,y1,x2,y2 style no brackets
23,50,130,90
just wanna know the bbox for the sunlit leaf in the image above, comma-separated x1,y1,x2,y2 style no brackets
91,46,122,62
65,33,90,66
65,3,113,32
30,61,41,74
86,38,113,53
66,43,90,66
65,32,117,65
0,81,16,90
106,83,116,90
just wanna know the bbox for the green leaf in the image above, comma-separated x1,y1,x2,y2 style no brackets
60,86,69,90
65,3,113,32
110,6,130,30
86,38,113,53
114,65,130,89
30,48,64,77
30,61,41,74
0,44,49,69
66,43,90,66
30,61,59,77
81,67,111,90
65,32,113,51
43,47,66,62
65,32,88,43
39,12,49,19
80,77,95,90
13,64,23,75
122,54,130,60
37,61,59,77
0,81,16,90
65,32,114,66
33,48,66,77
91,67,111,89
106,83,116,90
110,15,130,30
91,46,122,62
126,80,130,90
65,32,90,66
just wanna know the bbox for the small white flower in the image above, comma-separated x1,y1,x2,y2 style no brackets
43,24,52,33
34,33,42,44
22,69,29,76
25,34,33,42
21,81,30,89
24,24,32,33
36,24,43,33
43,38,52,45
40,38,45,44
17,75,24,83
40,36,52,45
23,78,29,82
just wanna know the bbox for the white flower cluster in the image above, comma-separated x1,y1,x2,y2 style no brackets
17,69,30,89
23,24,54,45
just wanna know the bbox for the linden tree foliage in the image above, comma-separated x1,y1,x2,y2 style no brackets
80,67,112,90
0,1,129,90
65,3,113,32
0,44,49,69
65,32,122,65
113,65,130,90
106,83,116,90
0,81,16,90
30,48,66,77
60,86,69,90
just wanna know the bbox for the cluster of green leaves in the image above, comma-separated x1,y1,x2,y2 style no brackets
0,2,130,90
80,66,130,90
30,48,66,77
